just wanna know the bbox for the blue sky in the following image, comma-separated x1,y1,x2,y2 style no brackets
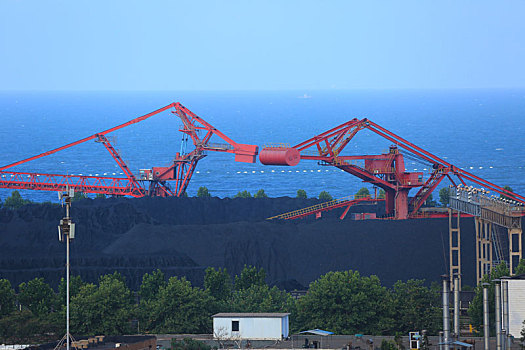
1,0,525,91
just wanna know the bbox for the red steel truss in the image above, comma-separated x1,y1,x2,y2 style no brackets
0,103,258,197
260,118,525,219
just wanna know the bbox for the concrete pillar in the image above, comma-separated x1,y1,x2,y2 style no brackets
482,283,490,350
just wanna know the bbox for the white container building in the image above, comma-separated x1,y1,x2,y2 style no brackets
505,275,525,338
212,313,290,340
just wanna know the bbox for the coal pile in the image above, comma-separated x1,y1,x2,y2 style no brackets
0,197,480,290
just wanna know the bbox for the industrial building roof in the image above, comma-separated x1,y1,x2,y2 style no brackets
212,313,290,318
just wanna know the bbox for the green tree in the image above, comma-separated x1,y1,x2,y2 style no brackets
234,265,266,291
296,189,307,199
500,185,514,200
95,193,106,199
70,272,134,335
231,284,295,314
468,262,510,335
391,279,441,334
0,279,16,317
18,278,56,317
0,309,58,344
142,276,213,333
139,269,167,302
234,190,252,198
295,270,394,335
355,187,371,199
204,267,232,303
378,189,386,199
254,189,268,198
439,187,450,206
515,259,525,275
56,275,85,310
318,191,333,201
424,193,437,207
197,186,211,198
4,191,31,209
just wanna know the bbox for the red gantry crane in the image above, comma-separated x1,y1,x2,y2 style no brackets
259,118,525,220
0,103,258,197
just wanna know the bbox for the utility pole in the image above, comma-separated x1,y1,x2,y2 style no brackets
55,188,76,350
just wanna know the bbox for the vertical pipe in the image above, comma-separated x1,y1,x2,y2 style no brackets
453,277,460,339
442,276,450,350
66,198,71,350
502,279,511,350
482,283,490,350
66,227,70,350
495,279,502,350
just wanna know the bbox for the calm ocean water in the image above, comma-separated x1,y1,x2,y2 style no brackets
0,89,524,203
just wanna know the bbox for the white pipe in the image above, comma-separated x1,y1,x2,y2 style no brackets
495,280,502,350
454,277,460,339
483,283,490,350
443,277,450,350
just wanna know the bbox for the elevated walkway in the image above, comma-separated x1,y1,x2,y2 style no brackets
267,195,383,220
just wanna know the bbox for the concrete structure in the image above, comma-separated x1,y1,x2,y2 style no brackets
212,313,290,340
503,275,525,338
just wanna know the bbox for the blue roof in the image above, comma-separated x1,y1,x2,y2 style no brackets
438,340,473,347
299,329,334,336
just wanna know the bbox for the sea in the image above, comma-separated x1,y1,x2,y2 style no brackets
0,89,524,203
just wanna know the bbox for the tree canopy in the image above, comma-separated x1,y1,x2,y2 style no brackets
296,270,394,335
468,262,510,335
197,186,211,198
234,265,266,291
439,187,450,206
318,191,333,201
70,272,134,335
3,191,32,209
18,278,56,317
0,279,16,317
355,187,371,198
296,189,307,199
234,190,252,198
254,189,268,198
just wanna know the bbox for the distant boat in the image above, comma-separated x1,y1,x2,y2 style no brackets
298,93,312,99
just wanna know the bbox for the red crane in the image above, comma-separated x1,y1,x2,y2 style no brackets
0,103,258,197
259,118,525,219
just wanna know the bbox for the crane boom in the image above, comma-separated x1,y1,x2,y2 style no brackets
0,103,258,197
260,118,524,219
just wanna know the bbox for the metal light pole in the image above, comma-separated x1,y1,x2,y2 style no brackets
57,188,76,350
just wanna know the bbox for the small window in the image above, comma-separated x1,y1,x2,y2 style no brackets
232,320,239,332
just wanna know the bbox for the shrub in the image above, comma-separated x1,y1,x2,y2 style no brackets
234,190,252,198
318,191,332,201
197,186,211,198
254,189,268,198
296,189,307,199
